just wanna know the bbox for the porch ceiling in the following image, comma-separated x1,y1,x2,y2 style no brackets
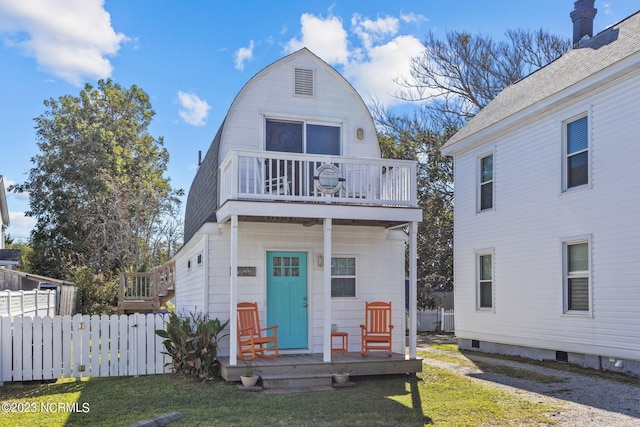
238,215,407,229
217,200,422,227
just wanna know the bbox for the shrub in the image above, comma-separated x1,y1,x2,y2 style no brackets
73,266,119,314
156,311,229,379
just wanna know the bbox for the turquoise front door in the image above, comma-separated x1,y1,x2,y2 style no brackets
267,252,308,349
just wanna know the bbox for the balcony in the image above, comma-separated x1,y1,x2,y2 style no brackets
219,150,417,210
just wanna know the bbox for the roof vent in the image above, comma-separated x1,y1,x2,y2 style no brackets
570,0,597,47
294,68,314,96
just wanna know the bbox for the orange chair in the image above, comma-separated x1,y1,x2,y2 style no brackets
360,301,394,357
237,302,280,360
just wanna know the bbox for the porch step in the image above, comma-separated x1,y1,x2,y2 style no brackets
261,373,333,391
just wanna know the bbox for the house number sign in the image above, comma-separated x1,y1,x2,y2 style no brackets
314,164,344,194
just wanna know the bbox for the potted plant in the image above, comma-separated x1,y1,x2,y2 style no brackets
240,362,259,387
332,364,351,384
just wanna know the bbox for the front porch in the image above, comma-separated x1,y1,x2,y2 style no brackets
219,351,422,391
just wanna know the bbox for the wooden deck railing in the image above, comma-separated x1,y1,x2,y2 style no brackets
118,259,175,314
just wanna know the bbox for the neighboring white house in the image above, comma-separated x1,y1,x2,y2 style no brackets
0,176,8,250
0,175,21,270
442,2,640,376
174,48,422,365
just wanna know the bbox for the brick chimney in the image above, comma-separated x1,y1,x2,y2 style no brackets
570,0,597,46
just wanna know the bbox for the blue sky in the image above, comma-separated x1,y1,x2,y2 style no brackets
1,0,638,242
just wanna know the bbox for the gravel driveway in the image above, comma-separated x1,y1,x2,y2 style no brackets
417,335,640,426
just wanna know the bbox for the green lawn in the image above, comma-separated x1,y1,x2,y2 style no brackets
0,362,561,427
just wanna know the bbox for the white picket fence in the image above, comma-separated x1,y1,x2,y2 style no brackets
416,308,455,333
0,313,171,384
0,289,56,318
440,308,455,332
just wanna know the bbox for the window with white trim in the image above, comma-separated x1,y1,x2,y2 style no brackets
266,119,341,155
564,239,590,313
478,153,494,211
563,115,589,190
331,257,356,297
477,251,493,310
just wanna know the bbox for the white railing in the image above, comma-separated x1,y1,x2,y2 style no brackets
0,290,56,318
440,308,455,333
219,150,417,207
416,308,455,332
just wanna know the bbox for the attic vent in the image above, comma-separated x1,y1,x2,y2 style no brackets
294,68,314,96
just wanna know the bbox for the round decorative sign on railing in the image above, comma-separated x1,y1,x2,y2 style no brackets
314,164,344,194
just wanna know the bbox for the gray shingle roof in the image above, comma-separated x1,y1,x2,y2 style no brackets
0,249,21,264
442,11,640,152
183,123,223,244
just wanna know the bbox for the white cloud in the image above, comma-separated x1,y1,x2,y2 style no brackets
283,11,426,107
0,0,127,85
400,12,428,25
351,14,399,51
284,13,350,65
234,40,255,71
7,212,35,241
343,35,425,107
177,91,211,127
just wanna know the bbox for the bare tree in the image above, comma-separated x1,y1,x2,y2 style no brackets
395,29,571,125
377,28,570,307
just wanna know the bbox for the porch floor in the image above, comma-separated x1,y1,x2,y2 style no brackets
219,351,422,383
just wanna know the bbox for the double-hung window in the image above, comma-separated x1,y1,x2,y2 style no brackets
331,257,356,297
564,115,589,190
478,153,494,211
477,251,493,310
564,239,591,313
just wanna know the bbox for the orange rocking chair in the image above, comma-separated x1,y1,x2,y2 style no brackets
237,302,280,360
360,301,394,357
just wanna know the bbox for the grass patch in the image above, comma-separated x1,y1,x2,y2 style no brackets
419,348,567,384
460,350,640,386
473,362,567,384
428,343,459,353
0,366,561,427
418,350,478,369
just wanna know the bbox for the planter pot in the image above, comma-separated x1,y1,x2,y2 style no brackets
332,373,350,384
240,375,259,387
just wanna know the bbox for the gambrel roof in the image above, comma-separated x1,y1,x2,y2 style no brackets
183,48,377,244
442,11,640,154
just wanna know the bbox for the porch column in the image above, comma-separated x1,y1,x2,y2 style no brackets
229,215,239,366
323,218,332,362
408,221,418,359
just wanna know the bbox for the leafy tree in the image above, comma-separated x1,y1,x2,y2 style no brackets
11,80,183,290
377,29,570,308
6,239,34,273
376,108,454,308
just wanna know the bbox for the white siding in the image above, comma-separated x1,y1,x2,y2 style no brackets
453,72,640,360
190,222,406,357
219,52,380,162
173,233,207,314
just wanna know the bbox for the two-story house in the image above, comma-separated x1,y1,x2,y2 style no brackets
441,2,640,376
174,48,422,372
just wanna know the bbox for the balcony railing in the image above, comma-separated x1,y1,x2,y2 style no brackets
219,150,417,207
